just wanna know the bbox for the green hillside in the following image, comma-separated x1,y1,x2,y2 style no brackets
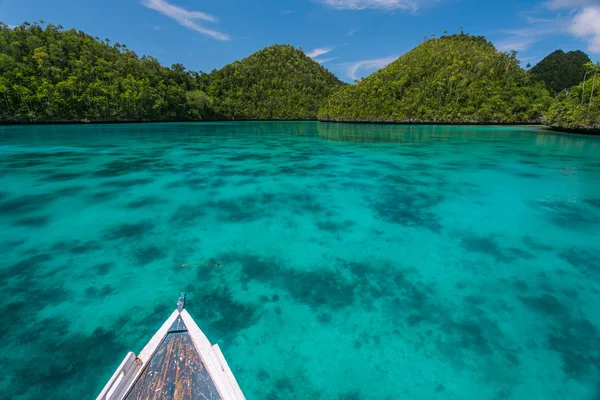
546,62,600,131
0,22,214,123
318,35,551,124
0,24,343,123
204,44,344,120
529,50,591,94
3,23,594,130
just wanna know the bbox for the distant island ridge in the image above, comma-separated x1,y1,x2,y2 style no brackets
0,22,598,134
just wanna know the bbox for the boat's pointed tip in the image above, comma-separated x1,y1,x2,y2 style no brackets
177,292,186,312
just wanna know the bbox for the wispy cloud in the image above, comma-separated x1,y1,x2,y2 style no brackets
314,57,338,64
348,28,357,36
494,6,573,53
306,47,333,58
152,25,166,31
494,0,600,54
524,16,558,24
496,22,566,52
496,37,538,52
280,10,296,14
520,56,542,63
318,0,421,11
546,0,598,10
343,55,398,80
141,0,229,41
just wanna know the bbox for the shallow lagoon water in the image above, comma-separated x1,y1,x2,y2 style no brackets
1,122,599,399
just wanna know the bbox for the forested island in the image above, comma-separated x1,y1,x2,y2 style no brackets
318,35,551,124
203,45,344,120
0,21,598,133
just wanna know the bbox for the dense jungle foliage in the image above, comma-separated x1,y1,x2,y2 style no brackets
317,35,552,124
546,61,600,131
0,23,342,122
0,22,216,122
529,50,591,94
0,22,598,131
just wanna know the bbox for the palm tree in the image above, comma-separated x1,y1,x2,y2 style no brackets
581,64,589,105
586,61,599,105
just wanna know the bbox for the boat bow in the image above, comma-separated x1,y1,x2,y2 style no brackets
97,293,245,400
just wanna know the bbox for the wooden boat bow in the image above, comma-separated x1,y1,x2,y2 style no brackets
97,293,245,400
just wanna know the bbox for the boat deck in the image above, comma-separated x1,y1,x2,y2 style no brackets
125,315,222,400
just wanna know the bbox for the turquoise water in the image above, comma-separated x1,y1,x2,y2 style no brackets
1,122,599,399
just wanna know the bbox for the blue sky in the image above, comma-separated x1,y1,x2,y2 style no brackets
1,0,599,82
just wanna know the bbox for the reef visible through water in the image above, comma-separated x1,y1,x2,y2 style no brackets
0,122,599,399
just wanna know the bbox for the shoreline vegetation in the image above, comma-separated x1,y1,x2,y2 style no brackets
0,119,549,126
0,22,598,134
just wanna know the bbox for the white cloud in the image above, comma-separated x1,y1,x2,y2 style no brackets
152,25,165,30
568,6,600,53
344,55,398,80
319,0,420,11
348,28,357,36
314,57,338,64
141,0,229,40
306,47,333,58
541,0,600,53
280,10,296,14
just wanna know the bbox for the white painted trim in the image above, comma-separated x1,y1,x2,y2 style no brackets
96,352,137,400
210,344,246,400
97,308,245,400
181,310,246,400
106,371,125,399
138,310,179,363
112,310,180,400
